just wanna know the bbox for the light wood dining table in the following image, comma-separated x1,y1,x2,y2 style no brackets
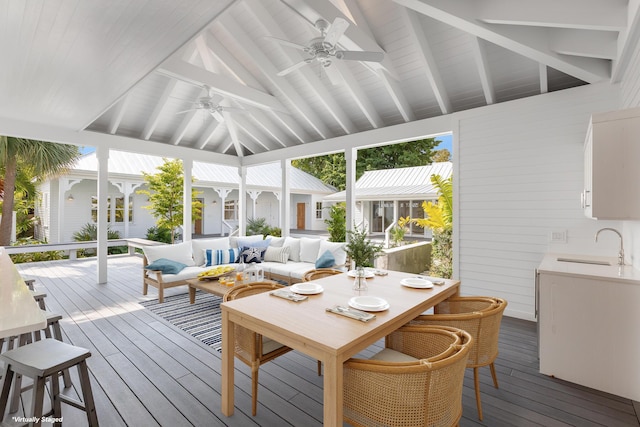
0,248,47,340
221,269,460,426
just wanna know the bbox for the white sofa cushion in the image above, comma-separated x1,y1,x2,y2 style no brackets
283,237,301,262
146,266,205,283
267,235,285,247
300,237,321,263
318,240,347,266
192,237,230,266
143,241,195,266
232,234,265,248
264,261,314,280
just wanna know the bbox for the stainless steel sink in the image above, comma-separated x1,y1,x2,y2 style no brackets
556,257,611,266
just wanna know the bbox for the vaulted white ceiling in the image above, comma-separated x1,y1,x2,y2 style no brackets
0,0,636,165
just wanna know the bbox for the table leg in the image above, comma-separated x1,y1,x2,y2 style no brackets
221,309,235,416
323,355,343,427
189,285,196,304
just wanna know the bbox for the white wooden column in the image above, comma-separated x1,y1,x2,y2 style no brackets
112,181,142,238
280,159,291,238
96,146,109,284
345,148,357,234
183,159,193,242
238,166,247,236
247,190,262,219
216,188,232,236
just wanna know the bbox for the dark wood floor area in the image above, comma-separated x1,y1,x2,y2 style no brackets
4,255,639,426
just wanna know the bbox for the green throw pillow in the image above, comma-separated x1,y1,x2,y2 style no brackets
315,250,335,268
145,258,187,274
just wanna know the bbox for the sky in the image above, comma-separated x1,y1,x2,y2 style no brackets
79,133,453,157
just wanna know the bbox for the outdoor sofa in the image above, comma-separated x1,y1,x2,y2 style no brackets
142,235,347,302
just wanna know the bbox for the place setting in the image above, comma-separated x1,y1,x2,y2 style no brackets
326,295,389,322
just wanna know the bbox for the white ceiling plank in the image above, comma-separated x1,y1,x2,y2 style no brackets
108,94,131,135
267,110,312,144
196,119,221,150
394,0,611,83
550,29,618,60
224,114,246,157
280,0,398,79
379,70,416,122
170,107,199,145
202,31,309,145
477,0,626,31
244,0,357,135
218,16,332,140
402,9,452,114
333,61,383,128
195,35,219,72
612,0,640,82
233,115,281,152
141,79,178,140
157,58,289,113
242,107,293,148
471,37,495,105
539,64,548,94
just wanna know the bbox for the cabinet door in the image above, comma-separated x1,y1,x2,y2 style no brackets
586,115,640,219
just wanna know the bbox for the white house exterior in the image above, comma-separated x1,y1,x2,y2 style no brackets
36,151,335,243
324,162,452,238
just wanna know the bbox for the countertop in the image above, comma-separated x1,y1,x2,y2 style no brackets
538,253,640,284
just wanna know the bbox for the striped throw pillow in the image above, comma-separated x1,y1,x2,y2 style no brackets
203,248,239,267
263,246,290,264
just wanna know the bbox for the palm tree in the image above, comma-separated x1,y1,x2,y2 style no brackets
0,137,80,245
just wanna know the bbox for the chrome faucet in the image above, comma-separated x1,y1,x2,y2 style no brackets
595,227,625,266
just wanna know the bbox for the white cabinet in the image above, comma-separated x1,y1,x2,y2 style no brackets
537,265,640,401
582,107,640,219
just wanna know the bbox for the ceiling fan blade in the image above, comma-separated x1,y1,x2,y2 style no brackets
323,64,344,86
264,36,307,51
211,110,225,123
324,17,349,46
335,50,384,62
277,60,309,76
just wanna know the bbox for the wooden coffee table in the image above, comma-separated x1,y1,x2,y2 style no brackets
186,278,279,303
185,278,239,303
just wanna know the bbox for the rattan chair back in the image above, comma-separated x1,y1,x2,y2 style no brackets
223,281,292,415
302,268,343,281
343,325,472,427
410,296,507,421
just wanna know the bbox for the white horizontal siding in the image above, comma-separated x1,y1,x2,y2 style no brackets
455,83,620,320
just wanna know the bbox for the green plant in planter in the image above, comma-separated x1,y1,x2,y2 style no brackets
345,225,383,268
412,174,453,278
389,216,410,247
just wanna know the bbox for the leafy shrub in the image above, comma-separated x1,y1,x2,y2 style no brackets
246,218,281,237
325,203,346,242
72,223,125,256
9,237,64,264
145,226,177,244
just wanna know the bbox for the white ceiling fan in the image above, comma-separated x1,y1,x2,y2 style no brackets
177,85,248,122
266,17,384,84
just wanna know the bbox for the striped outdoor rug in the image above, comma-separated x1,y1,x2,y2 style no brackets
140,291,223,351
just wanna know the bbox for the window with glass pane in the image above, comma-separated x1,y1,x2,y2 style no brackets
91,196,111,222
224,200,236,220
315,202,323,219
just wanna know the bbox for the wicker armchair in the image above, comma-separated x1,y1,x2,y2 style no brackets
302,268,343,281
410,296,507,420
223,282,293,415
343,325,472,427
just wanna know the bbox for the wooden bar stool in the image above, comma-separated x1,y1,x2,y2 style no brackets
0,339,98,427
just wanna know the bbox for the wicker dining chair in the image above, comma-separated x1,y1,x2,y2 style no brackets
410,296,507,420
302,268,343,282
343,325,472,427
223,282,293,416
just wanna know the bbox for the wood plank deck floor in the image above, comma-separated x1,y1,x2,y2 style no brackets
4,255,638,426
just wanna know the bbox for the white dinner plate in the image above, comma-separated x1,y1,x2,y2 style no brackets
290,282,324,295
348,296,389,312
347,269,375,278
400,277,434,289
